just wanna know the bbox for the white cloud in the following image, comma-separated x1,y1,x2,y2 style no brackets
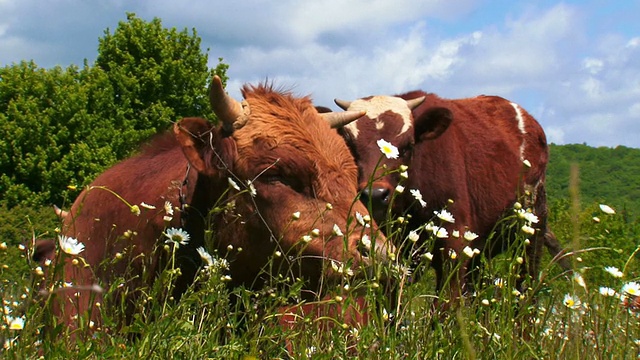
0,1,638,148
287,0,476,42
545,126,565,145
583,58,604,75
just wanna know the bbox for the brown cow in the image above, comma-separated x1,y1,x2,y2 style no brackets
40,76,393,334
334,91,568,304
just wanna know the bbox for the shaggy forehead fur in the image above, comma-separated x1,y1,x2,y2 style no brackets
234,84,359,199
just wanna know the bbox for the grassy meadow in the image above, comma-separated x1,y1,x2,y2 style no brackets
1,15,639,359
1,172,639,359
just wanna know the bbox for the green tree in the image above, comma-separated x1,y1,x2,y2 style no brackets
0,14,227,208
0,62,100,207
94,13,223,158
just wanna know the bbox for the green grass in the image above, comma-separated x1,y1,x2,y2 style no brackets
1,194,639,359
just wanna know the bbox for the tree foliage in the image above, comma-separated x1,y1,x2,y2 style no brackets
95,13,219,157
547,144,640,218
0,14,227,208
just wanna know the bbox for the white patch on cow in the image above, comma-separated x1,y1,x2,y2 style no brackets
345,96,413,139
510,102,527,161
344,120,360,139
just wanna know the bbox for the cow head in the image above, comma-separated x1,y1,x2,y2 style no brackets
335,94,452,224
174,76,394,290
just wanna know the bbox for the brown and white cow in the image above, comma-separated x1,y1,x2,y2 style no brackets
334,91,568,303
39,76,392,334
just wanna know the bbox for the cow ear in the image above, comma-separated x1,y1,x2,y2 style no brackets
315,106,333,114
174,117,227,176
414,107,452,142
33,239,56,264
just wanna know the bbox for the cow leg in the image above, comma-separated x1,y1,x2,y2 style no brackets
430,250,449,311
520,181,554,292
431,240,467,311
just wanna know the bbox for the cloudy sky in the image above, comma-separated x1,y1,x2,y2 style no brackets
1,0,638,148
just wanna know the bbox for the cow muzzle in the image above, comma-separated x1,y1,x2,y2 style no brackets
361,186,391,206
359,181,395,224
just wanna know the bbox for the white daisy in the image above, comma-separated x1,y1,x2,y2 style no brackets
228,178,241,191
604,266,624,278
196,247,214,268
573,273,587,289
330,260,354,277
516,209,539,224
599,287,617,297
164,201,174,216
332,224,344,237
410,189,427,207
462,246,475,258
6,316,24,330
622,282,640,297
376,139,399,159
164,228,190,248
463,231,479,241
434,209,455,223
246,180,257,197
563,293,581,309
382,308,390,321
58,235,85,255
434,227,449,239
407,230,420,243
140,202,156,210
360,235,371,250
599,204,616,215
521,225,535,235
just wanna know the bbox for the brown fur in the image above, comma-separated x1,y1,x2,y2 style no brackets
42,83,389,336
340,90,568,304
278,295,370,354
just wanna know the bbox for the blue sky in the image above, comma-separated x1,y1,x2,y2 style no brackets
1,0,639,148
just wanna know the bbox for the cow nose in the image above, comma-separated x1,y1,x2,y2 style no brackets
362,186,391,206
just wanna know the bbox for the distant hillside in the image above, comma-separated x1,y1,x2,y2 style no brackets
546,144,640,215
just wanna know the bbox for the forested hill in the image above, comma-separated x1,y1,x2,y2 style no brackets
546,143,640,215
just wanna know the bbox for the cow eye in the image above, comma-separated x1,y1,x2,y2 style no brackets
262,174,306,194
399,144,414,158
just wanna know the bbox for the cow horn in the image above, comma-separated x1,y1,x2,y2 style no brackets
53,204,68,219
209,75,244,132
406,96,426,110
321,110,366,128
334,99,352,110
